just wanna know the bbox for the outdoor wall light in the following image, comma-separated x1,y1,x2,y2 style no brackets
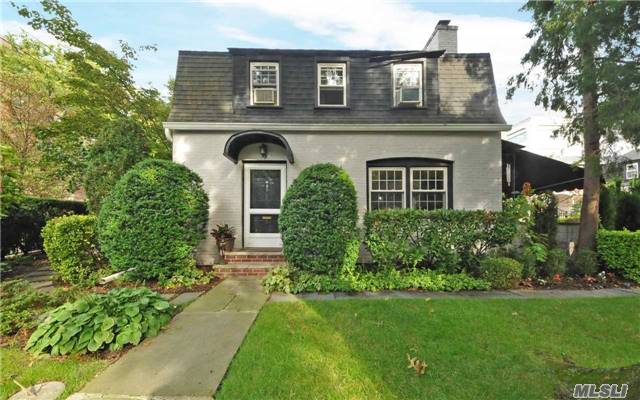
260,143,268,159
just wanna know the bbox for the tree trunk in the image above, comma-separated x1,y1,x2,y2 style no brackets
577,89,601,251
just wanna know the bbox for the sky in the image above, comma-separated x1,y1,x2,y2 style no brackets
1,0,557,124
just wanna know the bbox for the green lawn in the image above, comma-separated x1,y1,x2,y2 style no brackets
216,297,640,400
0,346,109,400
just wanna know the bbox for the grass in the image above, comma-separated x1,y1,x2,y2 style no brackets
216,297,640,400
0,346,109,400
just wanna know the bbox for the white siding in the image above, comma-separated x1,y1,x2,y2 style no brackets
173,131,502,265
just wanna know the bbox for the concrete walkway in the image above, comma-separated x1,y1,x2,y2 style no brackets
270,287,640,303
72,277,267,400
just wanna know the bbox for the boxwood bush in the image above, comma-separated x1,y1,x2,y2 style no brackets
98,159,209,280
479,257,523,289
597,229,640,282
25,288,174,355
364,208,518,272
279,163,359,274
42,215,103,285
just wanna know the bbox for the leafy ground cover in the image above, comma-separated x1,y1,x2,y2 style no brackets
217,297,640,400
0,346,109,400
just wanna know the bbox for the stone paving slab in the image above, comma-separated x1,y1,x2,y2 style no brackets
169,292,202,306
268,287,639,303
77,278,267,399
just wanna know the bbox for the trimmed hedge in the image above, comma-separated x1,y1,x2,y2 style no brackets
279,163,359,275
597,229,640,283
1,197,87,259
97,159,209,280
262,266,490,294
364,208,519,272
479,257,523,289
42,215,103,285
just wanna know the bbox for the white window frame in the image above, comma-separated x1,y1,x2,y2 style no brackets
317,63,347,107
410,167,448,210
368,167,406,210
393,63,423,107
626,162,639,180
249,62,279,106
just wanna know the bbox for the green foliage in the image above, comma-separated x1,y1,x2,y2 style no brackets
83,119,149,213
364,208,519,272
569,249,600,276
479,257,523,289
279,163,359,275
0,280,49,336
519,243,548,279
158,267,213,289
597,230,640,283
42,215,103,285
11,1,171,192
98,159,209,280
1,197,87,259
542,248,567,278
0,145,23,217
262,266,490,294
25,288,174,355
531,192,558,247
599,182,640,231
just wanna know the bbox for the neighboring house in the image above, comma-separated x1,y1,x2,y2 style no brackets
504,115,582,164
618,149,640,188
165,20,511,264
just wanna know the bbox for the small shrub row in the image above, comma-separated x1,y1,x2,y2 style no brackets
479,257,523,289
363,208,519,272
262,266,491,294
26,288,174,355
42,215,104,286
0,280,82,336
279,163,359,275
597,229,640,283
1,197,87,259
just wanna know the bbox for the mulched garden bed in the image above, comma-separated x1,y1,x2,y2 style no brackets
518,272,638,290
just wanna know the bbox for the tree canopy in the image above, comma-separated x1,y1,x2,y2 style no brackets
508,1,640,250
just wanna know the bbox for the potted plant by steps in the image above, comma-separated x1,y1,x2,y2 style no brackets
211,224,236,255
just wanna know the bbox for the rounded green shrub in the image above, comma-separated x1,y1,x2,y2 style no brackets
542,247,567,278
42,215,102,285
25,288,174,355
98,159,209,280
279,163,359,274
597,229,640,283
479,257,523,289
569,249,599,276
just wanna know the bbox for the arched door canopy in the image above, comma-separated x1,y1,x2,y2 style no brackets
223,130,294,164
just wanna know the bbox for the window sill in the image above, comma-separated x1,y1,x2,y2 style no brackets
314,106,350,110
391,105,427,110
246,105,283,109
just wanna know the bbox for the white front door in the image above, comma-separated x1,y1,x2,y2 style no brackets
243,163,286,248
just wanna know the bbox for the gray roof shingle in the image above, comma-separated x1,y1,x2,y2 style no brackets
168,49,506,125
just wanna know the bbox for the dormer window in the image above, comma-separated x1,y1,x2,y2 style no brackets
626,162,639,180
393,63,422,107
317,63,347,107
250,62,279,106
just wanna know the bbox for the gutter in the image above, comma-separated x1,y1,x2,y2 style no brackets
162,122,512,141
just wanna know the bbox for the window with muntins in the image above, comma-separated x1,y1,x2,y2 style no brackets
411,168,447,210
250,62,279,106
369,168,405,210
626,162,639,180
393,63,422,107
318,63,347,106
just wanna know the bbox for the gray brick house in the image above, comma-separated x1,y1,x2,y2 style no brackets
164,20,511,265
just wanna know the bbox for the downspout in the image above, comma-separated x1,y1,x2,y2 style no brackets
164,127,173,143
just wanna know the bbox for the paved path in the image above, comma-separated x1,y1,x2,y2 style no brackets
270,287,640,303
72,277,267,400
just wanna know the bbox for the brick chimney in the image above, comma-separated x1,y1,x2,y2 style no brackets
423,20,458,53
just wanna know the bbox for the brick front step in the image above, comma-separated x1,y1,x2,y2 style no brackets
213,263,276,277
223,250,285,264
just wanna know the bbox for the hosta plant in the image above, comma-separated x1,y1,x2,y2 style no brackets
25,288,174,355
